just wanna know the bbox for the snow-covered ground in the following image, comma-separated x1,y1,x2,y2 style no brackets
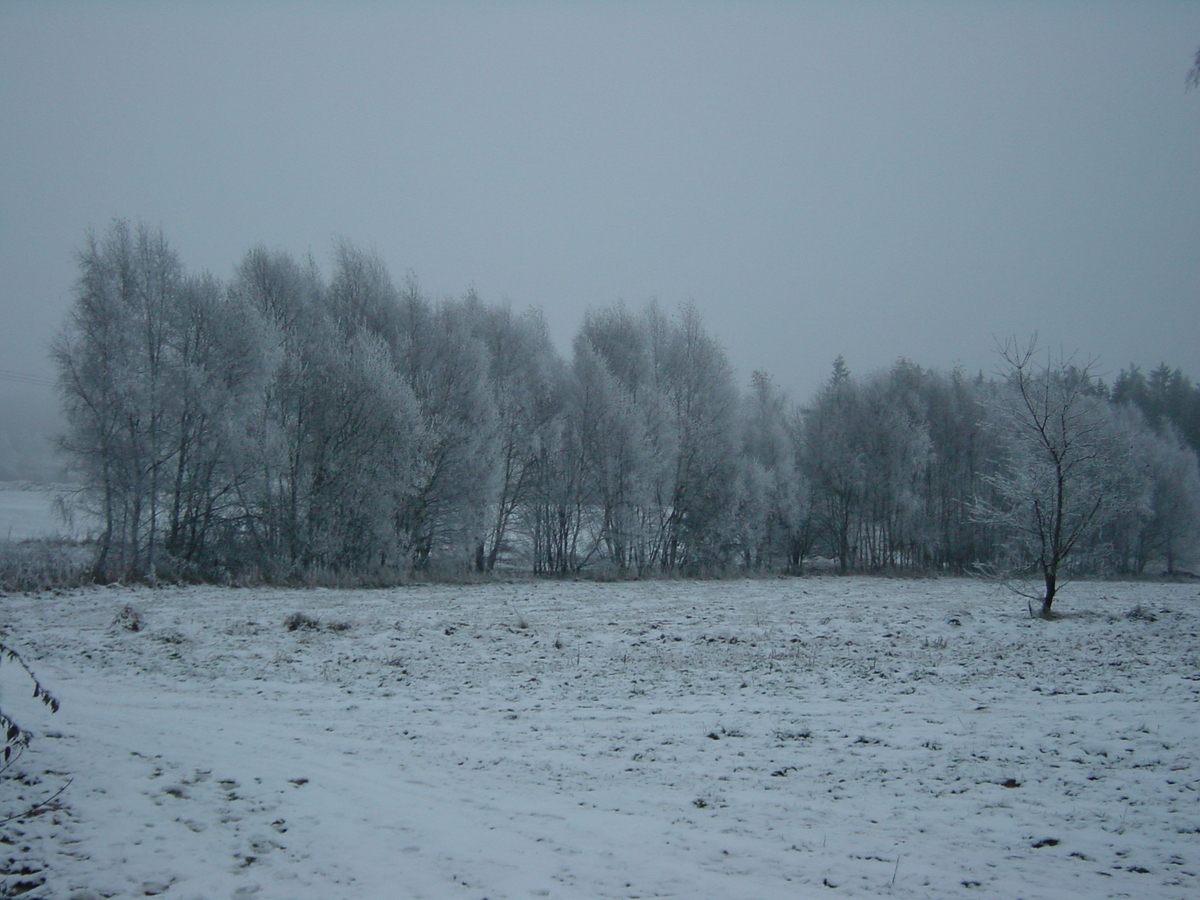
0,486,64,542
1,577,1197,899
0,484,88,542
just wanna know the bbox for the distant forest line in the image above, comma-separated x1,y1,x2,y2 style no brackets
50,220,1200,585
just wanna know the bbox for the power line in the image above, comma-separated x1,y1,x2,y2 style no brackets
0,368,55,388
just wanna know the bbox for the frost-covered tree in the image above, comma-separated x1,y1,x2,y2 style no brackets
56,224,1196,584
55,221,187,580
393,284,496,570
569,303,739,574
58,223,284,580
469,300,563,571
228,246,324,570
1142,434,1200,574
296,328,424,571
526,355,603,575
799,360,934,572
976,339,1135,616
657,304,740,571
854,363,932,570
159,271,273,569
223,243,427,576
918,368,1001,571
800,361,866,571
570,324,653,573
735,372,810,571
1104,412,1200,575
1112,363,1200,460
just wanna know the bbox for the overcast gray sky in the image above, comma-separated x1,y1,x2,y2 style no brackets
3,1,1198,406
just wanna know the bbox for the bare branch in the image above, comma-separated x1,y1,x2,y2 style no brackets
0,640,60,768
0,777,73,826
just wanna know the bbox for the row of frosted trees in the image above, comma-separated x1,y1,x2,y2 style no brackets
55,222,1200,583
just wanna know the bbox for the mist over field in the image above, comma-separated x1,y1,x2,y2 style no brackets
3,4,1199,403
2,5,1200,897
3,5,1198,576
0,388,67,484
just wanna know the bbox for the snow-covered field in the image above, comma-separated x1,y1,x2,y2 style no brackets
1,577,1197,899
0,486,69,542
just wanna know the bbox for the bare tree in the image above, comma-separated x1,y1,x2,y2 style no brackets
976,338,1131,617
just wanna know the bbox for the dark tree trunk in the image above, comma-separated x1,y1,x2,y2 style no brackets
1041,572,1057,618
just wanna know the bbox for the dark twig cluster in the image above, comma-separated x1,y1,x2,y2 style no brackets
0,640,59,772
